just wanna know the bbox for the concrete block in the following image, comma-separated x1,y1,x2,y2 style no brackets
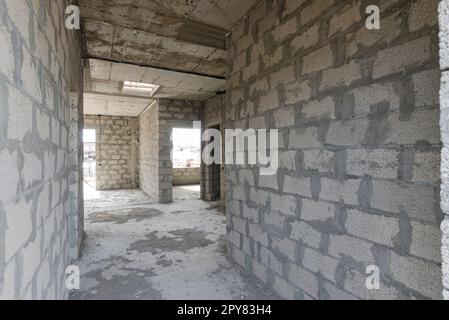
291,22,320,52
323,281,358,300
346,149,399,179
264,210,286,231
319,178,360,205
0,150,19,204
390,252,442,299
371,180,436,223
347,11,402,58
0,22,15,81
373,36,432,79
301,97,335,119
289,220,321,249
301,0,334,25
284,81,312,105
301,199,334,222
22,152,42,189
260,246,284,276
320,60,362,91
329,2,361,36
249,187,269,206
410,221,441,263
272,274,297,300
302,45,334,75
386,109,440,145
262,47,283,69
248,223,269,247
283,175,312,197
37,110,50,141
289,127,321,149
345,209,400,247
251,259,268,283
283,0,307,17
325,118,369,147
271,236,297,261
21,46,42,103
287,262,319,298
303,149,334,173
258,90,279,113
258,174,279,190
21,232,42,290
249,78,269,95
231,245,247,268
242,60,259,82
271,193,298,216
238,169,255,186
352,82,401,115
5,199,33,262
303,248,339,283
273,16,298,42
233,215,248,235
344,270,401,300
412,68,440,108
271,65,295,88
6,85,33,141
328,234,375,264
279,151,296,171
413,151,440,183
409,0,438,32
242,203,259,223
273,107,295,128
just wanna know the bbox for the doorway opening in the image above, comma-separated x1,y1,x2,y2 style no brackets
83,129,97,197
172,128,201,200
203,124,221,201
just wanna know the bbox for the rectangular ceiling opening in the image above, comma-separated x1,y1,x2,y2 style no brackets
122,81,160,97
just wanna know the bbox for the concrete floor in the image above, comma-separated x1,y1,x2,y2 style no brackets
70,183,278,300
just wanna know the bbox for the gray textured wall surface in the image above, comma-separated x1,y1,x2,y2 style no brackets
84,115,139,190
439,0,449,300
139,102,160,201
173,167,201,185
226,0,442,299
0,0,83,299
158,99,201,202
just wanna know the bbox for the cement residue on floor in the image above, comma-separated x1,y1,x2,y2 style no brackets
70,183,278,300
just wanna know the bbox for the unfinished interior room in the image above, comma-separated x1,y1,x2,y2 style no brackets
1,0,449,301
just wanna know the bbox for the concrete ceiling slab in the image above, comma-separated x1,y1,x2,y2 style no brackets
80,0,256,107
110,63,146,82
87,59,225,101
84,19,227,77
80,0,257,78
189,0,259,30
84,93,153,117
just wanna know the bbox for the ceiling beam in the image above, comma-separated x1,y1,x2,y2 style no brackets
83,54,226,80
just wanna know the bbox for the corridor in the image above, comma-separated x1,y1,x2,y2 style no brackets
70,184,277,300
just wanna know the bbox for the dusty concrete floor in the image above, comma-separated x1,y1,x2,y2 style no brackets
70,183,278,300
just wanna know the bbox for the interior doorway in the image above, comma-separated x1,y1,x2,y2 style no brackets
83,129,97,197
172,128,201,200
203,124,221,201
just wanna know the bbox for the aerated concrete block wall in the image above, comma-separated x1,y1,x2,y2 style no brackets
201,95,226,201
173,167,201,186
439,0,449,300
139,99,201,203
159,98,201,202
0,0,83,299
139,102,160,201
226,0,442,299
84,115,139,190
